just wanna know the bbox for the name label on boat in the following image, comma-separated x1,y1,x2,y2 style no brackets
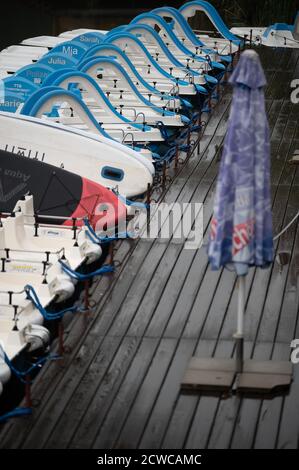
41,229,62,238
7,263,40,274
50,41,87,61
3,143,46,161
74,33,104,48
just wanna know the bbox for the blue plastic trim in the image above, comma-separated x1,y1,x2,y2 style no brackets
47,40,88,62
106,25,127,36
48,69,153,130
131,12,202,57
262,21,296,39
101,165,124,182
16,63,55,85
38,52,78,69
0,91,25,112
1,77,38,109
105,32,192,86
179,1,241,45
204,74,218,85
3,76,39,95
195,83,209,94
42,67,78,86
152,6,207,48
19,85,111,137
72,31,105,48
125,23,205,69
20,85,64,115
78,56,175,117
127,20,227,72
81,44,168,96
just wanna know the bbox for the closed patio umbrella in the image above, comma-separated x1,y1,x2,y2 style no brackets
208,49,274,373
182,50,292,394
208,49,274,276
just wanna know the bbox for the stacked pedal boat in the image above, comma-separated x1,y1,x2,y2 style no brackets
0,1,241,418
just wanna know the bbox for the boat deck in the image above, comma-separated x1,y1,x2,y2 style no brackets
0,47,298,449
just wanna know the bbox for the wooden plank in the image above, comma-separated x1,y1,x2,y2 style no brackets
161,341,215,449
137,339,196,449
191,269,237,340
145,248,200,338
255,190,298,344
144,178,219,339
207,396,241,449
276,370,299,449
89,337,160,450
46,337,157,449
183,341,235,449
163,184,220,340
22,335,123,449
253,343,291,449
202,344,254,449
114,339,178,449
229,343,272,449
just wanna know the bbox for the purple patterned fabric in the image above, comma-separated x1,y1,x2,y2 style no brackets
208,50,274,276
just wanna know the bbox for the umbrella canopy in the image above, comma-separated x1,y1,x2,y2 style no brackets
208,49,274,276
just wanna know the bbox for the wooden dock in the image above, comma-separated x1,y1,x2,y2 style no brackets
0,47,298,449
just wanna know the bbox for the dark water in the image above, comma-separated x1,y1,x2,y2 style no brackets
1,0,298,49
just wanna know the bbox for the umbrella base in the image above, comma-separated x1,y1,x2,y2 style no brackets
236,360,293,395
181,357,292,395
181,358,236,393
289,152,299,165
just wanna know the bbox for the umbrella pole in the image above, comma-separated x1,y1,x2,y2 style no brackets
235,276,246,373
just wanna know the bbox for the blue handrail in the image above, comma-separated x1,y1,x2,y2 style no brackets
179,1,241,45
58,260,114,281
25,284,78,321
0,407,32,423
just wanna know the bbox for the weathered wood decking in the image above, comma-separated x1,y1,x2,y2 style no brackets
0,47,298,449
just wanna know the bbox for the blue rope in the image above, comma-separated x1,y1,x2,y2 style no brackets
190,124,202,133
179,119,200,140
58,260,114,281
178,144,191,153
0,407,32,423
179,128,189,140
0,343,60,382
180,124,201,138
191,112,200,124
159,147,176,164
112,191,149,210
202,104,212,113
156,121,170,142
83,219,134,245
86,229,133,245
155,140,193,169
25,285,78,321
